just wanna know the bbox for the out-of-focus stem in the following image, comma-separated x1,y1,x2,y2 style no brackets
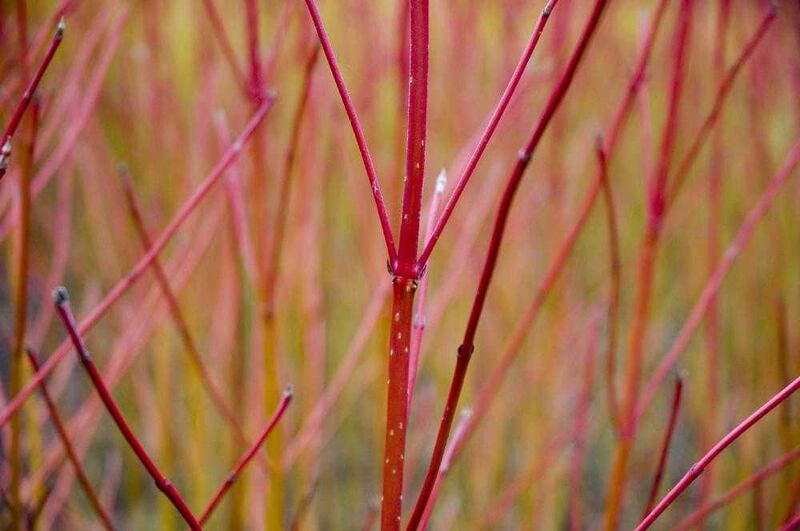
9,95,38,530
675,446,800,530
26,350,114,530
637,376,800,530
407,169,446,408
0,98,274,431
698,0,730,512
605,3,694,525
597,137,622,436
642,377,684,517
667,4,776,204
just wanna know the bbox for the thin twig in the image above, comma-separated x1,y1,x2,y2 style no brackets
637,376,800,530
53,288,200,530
301,0,397,262
199,386,293,525
407,2,609,526
25,349,114,530
642,377,684,517
0,97,275,430
417,0,560,269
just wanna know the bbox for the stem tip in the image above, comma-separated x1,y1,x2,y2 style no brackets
56,17,66,39
53,286,69,306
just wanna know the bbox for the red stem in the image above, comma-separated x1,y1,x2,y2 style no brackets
26,349,115,531
395,0,429,277
0,98,274,430
118,167,275,476
0,18,64,182
199,386,293,525
416,409,472,530
675,446,800,529
406,2,609,527
301,0,397,263
53,288,201,530
597,137,622,436
381,277,417,531
416,0,559,269
667,4,776,204
380,1,430,528
637,376,800,530
635,136,800,423
642,377,684,518
200,0,248,92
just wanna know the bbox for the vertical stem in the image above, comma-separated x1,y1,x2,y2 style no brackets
700,0,730,512
9,95,37,531
605,2,693,526
381,1,429,528
408,1,609,526
381,277,417,531
395,0,429,277
26,350,115,530
642,377,684,517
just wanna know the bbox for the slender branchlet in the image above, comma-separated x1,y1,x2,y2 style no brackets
606,1,695,524
417,0,560,269
199,386,294,525
118,165,276,476
675,446,800,529
407,2,609,527
0,18,64,182
638,375,800,530
635,136,800,422
301,0,397,262
25,349,115,531
642,377,684,517
53,287,201,530
0,97,275,430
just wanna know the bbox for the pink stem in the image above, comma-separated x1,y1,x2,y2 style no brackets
635,136,800,423
637,375,800,530
0,98,275,430
301,0,397,263
406,1,609,527
199,386,294,525
417,0,559,269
